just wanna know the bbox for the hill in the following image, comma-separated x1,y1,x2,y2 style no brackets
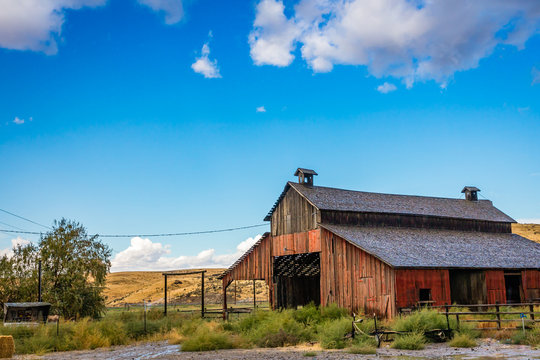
104,224,540,307
513,223,540,243
104,268,268,307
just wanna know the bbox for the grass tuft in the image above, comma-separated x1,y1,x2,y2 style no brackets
449,333,476,348
391,332,426,350
347,344,377,354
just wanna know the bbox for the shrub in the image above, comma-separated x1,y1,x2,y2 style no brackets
318,317,352,349
392,308,447,334
391,332,426,350
294,303,322,325
303,351,317,357
449,333,476,348
181,325,235,351
347,345,376,354
320,304,349,321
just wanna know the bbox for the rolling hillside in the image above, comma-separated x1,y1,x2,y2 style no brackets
104,268,268,307
104,224,540,307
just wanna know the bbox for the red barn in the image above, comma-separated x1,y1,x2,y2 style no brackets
220,168,540,318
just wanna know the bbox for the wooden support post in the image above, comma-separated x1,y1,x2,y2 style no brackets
455,314,460,330
223,282,228,321
530,304,535,321
253,280,256,310
234,282,237,305
201,272,205,318
164,275,168,316
445,303,450,331
495,301,501,330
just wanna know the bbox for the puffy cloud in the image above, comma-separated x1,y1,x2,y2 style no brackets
249,0,540,86
0,237,31,258
111,234,262,272
256,106,266,112
377,82,397,94
249,0,300,66
191,43,222,78
533,67,540,85
0,0,106,53
13,117,25,125
137,0,184,25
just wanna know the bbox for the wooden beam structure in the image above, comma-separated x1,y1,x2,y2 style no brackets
163,270,206,317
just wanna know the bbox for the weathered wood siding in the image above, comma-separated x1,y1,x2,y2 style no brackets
272,230,321,257
320,228,396,318
395,269,451,309
523,270,540,301
321,211,512,233
485,270,506,304
271,188,319,236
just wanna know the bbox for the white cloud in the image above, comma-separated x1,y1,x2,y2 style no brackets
249,0,300,66
533,67,540,85
111,234,262,272
377,82,397,94
518,219,540,224
13,117,25,125
137,0,184,25
191,43,222,78
0,237,31,258
0,0,106,54
249,0,540,87
256,106,266,112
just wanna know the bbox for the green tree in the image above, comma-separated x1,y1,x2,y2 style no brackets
39,219,111,318
0,219,111,319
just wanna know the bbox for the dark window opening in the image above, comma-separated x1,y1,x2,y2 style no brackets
419,288,432,302
504,272,522,304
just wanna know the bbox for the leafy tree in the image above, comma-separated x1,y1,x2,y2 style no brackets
39,219,111,318
0,219,111,319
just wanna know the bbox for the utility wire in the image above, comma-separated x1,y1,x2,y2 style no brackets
0,208,50,229
0,223,268,238
0,220,25,231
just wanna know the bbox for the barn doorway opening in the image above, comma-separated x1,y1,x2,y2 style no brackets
504,272,522,303
449,270,487,305
273,252,320,309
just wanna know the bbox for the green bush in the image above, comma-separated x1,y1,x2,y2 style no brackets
449,333,476,348
318,317,352,349
181,325,235,351
392,308,447,334
511,326,540,346
391,332,426,350
303,351,317,357
247,311,313,347
320,303,349,321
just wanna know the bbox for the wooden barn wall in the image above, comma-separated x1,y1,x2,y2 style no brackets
222,230,322,309
523,270,540,301
320,211,512,233
485,270,506,304
395,269,451,309
320,228,396,318
271,188,319,236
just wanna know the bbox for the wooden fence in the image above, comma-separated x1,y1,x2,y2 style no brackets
432,302,540,331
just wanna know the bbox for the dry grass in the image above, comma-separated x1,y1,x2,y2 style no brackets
512,223,540,243
0,336,15,358
104,269,268,307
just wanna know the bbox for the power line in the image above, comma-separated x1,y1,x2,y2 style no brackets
0,208,50,229
0,221,25,231
0,223,268,238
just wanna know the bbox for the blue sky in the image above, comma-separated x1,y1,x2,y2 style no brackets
0,0,539,271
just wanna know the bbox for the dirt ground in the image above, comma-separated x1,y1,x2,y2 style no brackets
16,339,540,360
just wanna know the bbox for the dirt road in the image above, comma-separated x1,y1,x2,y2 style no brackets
16,339,540,359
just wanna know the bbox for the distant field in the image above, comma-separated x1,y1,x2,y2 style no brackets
513,223,540,243
105,223,539,307
104,268,269,307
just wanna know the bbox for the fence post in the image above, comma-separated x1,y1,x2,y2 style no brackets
445,303,450,331
530,304,535,321
495,301,501,330
455,314,460,331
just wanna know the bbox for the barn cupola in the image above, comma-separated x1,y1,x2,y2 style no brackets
295,168,318,186
461,186,480,201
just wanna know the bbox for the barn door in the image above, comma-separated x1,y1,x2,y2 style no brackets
450,270,487,305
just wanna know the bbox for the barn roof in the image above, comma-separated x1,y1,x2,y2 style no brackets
264,182,515,223
321,224,540,269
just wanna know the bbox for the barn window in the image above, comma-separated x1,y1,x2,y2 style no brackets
419,288,432,302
